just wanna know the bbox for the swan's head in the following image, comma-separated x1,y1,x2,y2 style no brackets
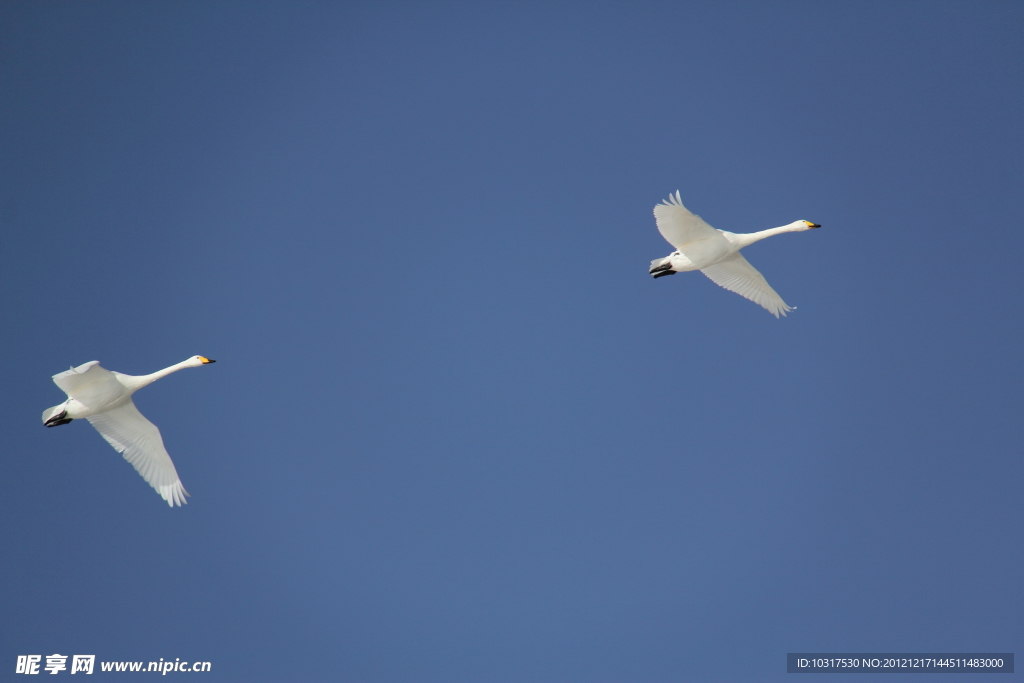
798,220,821,230
188,355,217,366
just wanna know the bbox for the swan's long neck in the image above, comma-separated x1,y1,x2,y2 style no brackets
733,223,805,249
128,359,195,392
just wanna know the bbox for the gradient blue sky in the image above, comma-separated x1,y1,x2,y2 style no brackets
2,2,1022,681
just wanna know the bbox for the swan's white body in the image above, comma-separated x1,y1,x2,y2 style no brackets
650,191,820,317
41,356,215,507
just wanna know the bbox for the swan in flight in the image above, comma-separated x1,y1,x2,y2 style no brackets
41,356,216,507
649,191,820,317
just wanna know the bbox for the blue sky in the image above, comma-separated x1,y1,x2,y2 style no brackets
1,2,1022,681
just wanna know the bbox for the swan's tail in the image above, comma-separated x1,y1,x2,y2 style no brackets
43,403,73,427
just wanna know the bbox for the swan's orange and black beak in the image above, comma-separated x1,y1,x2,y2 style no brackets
805,221,821,229
199,357,216,364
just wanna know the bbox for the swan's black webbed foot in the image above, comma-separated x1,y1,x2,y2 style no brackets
652,269,676,279
649,260,674,277
45,410,73,427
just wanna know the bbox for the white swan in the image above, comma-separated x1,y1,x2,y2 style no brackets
41,356,216,507
649,191,820,317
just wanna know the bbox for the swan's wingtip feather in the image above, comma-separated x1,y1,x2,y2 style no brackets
158,481,189,507
660,191,683,207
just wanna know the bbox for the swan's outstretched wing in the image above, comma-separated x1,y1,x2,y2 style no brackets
52,361,122,409
86,401,189,507
653,191,721,250
700,252,793,318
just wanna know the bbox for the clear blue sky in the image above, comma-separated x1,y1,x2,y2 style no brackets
2,2,1021,681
